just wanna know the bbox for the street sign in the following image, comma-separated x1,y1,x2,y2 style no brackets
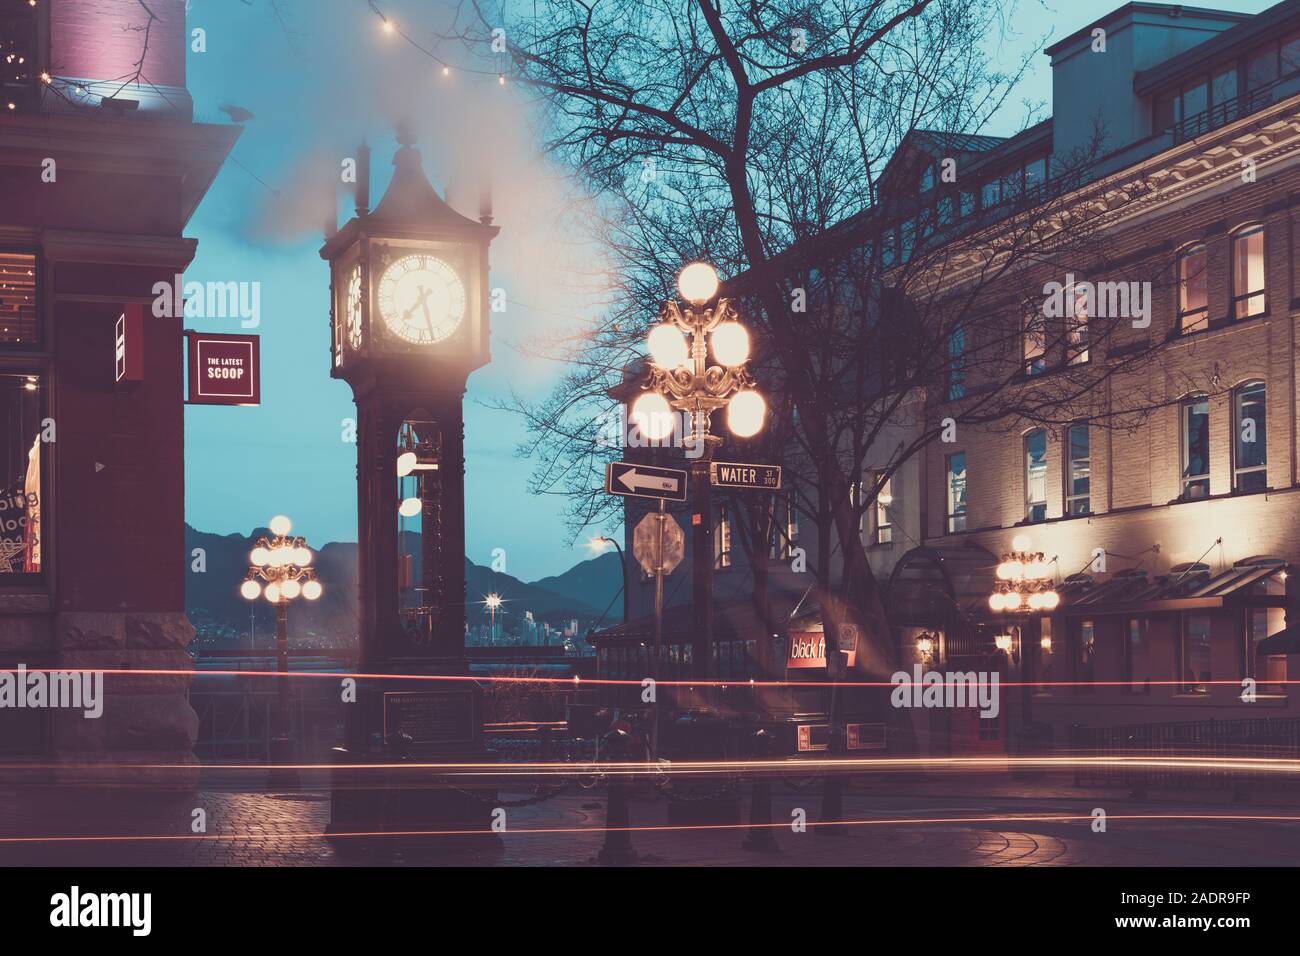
605,461,688,502
710,461,782,490
633,512,684,576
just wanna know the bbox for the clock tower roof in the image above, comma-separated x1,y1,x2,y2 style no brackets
369,143,482,232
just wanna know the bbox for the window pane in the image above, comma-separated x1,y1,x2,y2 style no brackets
1283,34,1300,76
1023,308,1046,375
1182,396,1210,498
1068,424,1090,515
981,178,1000,209
1181,615,1212,693
1125,619,1149,691
0,373,43,573
1024,157,1046,191
875,477,893,545
1182,81,1207,119
0,253,38,345
1232,226,1266,318
1077,620,1096,685
947,327,966,399
1179,244,1208,332
1067,284,1089,364
1234,382,1267,491
947,453,966,532
1247,47,1279,90
1025,430,1047,522
1212,68,1238,109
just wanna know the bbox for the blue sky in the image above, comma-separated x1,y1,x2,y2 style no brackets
181,0,1274,581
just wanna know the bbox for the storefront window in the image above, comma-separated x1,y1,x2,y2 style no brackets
1247,608,1286,696
0,253,38,345
0,373,43,574
1181,614,1212,694
1076,619,1096,689
1124,618,1150,693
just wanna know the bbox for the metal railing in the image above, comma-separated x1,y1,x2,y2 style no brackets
1071,717,1300,792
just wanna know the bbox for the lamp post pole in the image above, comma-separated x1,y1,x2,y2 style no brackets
634,262,766,683
240,515,322,790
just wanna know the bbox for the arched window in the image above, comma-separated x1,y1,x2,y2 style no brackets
1233,381,1267,492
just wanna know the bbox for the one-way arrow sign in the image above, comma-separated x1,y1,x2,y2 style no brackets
605,461,688,502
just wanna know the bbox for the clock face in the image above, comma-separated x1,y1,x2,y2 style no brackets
376,254,466,346
345,265,363,351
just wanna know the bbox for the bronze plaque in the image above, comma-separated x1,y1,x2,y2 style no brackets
382,691,476,749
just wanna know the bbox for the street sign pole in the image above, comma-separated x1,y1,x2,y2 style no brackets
651,499,665,761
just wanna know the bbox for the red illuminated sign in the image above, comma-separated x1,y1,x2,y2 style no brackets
186,332,260,406
787,631,826,669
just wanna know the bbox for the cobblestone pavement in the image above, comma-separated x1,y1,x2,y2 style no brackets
2,772,1299,866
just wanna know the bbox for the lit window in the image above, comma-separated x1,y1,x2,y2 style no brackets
947,327,966,399
1233,381,1267,492
1178,243,1208,333
0,373,43,574
1066,284,1089,365
946,453,966,533
0,252,38,344
1066,423,1090,516
714,510,732,570
1231,224,1266,319
1180,614,1212,694
1022,307,1046,376
1181,394,1210,499
1248,607,1287,695
1024,429,1047,522
874,475,893,545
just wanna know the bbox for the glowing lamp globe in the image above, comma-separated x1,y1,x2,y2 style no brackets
240,580,262,601
264,582,281,602
1011,533,1033,552
988,592,1005,612
677,261,719,304
630,391,675,441
727,389,766,438
269,515,292,537
295,547,313,567
302,580,323,601
647,324,689,369
711,322,750,367
398,496,423,518
250,547,270,566
1042,590,1061,610
995,633,1013,652
397,451,418,477
281,578,302,600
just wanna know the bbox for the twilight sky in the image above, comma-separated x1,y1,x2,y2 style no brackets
180,0,1272,581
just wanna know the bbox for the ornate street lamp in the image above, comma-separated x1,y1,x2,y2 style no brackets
988,533,1059,614
632,262,764,677
241,514,321,785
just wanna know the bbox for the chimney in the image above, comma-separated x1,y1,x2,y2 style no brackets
478,169,494,226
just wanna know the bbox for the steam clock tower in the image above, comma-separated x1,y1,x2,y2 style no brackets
321,128,498,774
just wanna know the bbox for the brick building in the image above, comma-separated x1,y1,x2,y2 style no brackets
883,0,1300,755
0,0,236,779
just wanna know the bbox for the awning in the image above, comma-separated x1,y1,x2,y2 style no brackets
1258,627,1300,655
1062,557,1288,617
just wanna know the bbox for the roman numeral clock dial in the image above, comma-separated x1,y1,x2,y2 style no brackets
376,253,467,346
